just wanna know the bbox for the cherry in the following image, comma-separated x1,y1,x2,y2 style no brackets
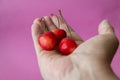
58,37,77,55
38,31,57,50
52,29,67,42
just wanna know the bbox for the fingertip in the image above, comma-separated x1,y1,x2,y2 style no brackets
32,18,41,32
98,19,114,35
33,18,42,25
58,9,62,17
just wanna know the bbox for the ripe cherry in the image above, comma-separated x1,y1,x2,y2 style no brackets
52,29,67,42
58,37,77,55
38,31,57,50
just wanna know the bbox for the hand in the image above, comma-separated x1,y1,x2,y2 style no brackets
31,10,119,80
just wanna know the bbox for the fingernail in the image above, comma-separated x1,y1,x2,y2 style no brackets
41,17,45,21
50,13,54,16
44,16,49,19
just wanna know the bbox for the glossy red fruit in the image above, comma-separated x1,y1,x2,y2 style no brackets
38,31,57,50
58,37,77,55
52,29,67,42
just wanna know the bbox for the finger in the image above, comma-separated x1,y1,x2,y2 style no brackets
51,14,60,28
31,18,45,54
98,20,119,54
58,10,84,41
44,16,57,31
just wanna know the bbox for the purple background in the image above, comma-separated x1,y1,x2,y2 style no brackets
0,0,120,80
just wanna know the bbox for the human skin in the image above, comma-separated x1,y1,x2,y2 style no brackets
31,11,119,80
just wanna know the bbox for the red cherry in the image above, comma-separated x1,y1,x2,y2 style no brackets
58,37,77,55
38,31,57,50
52,29,67,42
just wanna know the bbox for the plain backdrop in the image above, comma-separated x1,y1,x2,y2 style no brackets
0,0,120,80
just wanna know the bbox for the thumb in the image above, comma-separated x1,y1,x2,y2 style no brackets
98,20,119,61
98,20,119,47
98,19,119,47
98,20,114,35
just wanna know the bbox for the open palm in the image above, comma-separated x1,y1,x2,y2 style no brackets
31,11,119,80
